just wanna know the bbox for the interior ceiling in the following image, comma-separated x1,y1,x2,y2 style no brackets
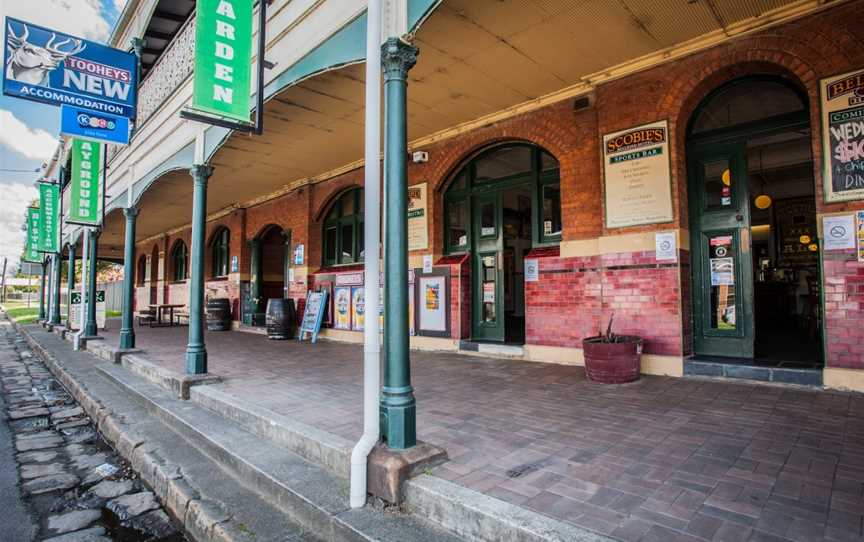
125,0,805,242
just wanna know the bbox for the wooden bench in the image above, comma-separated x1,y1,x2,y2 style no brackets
136,309,156,327
173,310,190,326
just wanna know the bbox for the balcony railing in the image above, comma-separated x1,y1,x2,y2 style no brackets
107,15,196,162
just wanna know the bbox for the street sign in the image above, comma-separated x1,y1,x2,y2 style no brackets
3,17,138,118
68,139,102,225
191,0,254,123
60,105,130,145
23,208,41,263
37,183,59,253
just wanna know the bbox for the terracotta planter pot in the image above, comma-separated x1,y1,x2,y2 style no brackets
582,335,642,383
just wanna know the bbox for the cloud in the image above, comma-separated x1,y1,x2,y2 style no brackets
0,109,58,162
114,0,127,10
0,109,58,161
0,183,39,271
2,0,112,41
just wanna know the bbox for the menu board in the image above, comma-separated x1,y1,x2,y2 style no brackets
821,69,864,202
603,120,674,228
298,290,327,343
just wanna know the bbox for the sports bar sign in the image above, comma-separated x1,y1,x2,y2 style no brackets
191,0,253,123
821,69,864,203
602,120,674,228
68,139,102,225
38,182,59,253
3,18,138,118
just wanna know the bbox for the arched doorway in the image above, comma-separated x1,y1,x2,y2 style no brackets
686,76,821,367
248,225,291,326
443,143,561,343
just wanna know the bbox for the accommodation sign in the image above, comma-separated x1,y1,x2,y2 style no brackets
602,120,673,228
3,17,138,118
38,182,59,253
192,0,253,123
821,69,864,202
68,139,102,225
408,182,429,250
24,208,41,263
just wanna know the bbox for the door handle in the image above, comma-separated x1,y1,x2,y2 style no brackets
735,214,744,222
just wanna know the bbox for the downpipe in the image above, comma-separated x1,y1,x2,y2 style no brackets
350,0,383,509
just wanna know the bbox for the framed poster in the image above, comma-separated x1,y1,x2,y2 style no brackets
413,268,450,337
408,183,429,250
333,286,352,330
352,287,365,331
857,210,864,263
820,69,864,202
602,120,674,228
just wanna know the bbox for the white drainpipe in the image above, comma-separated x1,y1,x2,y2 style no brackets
350,0,383,510
73,228,89,351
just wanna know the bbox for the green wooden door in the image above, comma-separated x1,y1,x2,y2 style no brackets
689,142,755,358
472,192,504,341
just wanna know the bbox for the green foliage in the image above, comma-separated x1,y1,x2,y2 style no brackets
3,303,39,324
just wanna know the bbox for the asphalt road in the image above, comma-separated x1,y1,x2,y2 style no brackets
0,391,37,542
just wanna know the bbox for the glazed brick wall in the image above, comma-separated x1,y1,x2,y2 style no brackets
525,251,682,356
823,252,864,370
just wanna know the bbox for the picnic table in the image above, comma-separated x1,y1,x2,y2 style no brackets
149,304,186,327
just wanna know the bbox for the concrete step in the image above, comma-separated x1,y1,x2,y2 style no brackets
684,359,822,386
95,362,461,542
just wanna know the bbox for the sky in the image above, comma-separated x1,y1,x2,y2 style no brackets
0,0,127,274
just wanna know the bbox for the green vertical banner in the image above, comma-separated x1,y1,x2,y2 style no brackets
192,0,254,122
38,183,59,253
24,208,41,263
69,139,102,225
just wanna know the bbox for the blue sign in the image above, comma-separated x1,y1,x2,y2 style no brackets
60,105,130,145
3,17,138,118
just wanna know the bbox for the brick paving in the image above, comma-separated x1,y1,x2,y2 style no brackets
102,323,864,542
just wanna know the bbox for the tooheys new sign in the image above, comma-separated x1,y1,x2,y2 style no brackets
3,18,138,118
38,183,59,253
191,0,253,123
23,208,41,263
68,139,102,225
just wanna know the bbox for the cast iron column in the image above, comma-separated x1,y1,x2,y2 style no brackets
84,229,100,336
38,261,47,320
66,243,76,326
380,37,418,450
49,252,61,325
186,165,213,374
119,207,139,349
250,238,262,323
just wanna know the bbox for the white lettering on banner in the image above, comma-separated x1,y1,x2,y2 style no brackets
216,20,235,39
63,71,131,101
215,42,234,60
216,0,236,18
18,86,124,113
214,86,233,103
215,64,233,82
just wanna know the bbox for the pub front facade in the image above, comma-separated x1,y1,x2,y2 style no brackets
62,0,864,391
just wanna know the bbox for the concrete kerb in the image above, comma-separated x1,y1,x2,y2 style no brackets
10,320,239,542
120,354,222,400
85,340,142,364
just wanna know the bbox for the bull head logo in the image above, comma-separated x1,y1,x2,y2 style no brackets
6,23,86,86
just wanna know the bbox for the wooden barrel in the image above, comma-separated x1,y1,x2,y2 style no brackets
265,298,296,340
206,298,232,331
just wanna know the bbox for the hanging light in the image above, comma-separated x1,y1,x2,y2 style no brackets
799,234,811,245
808,243,818,252
753,149,771,210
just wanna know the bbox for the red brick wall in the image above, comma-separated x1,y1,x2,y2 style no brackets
823,251,864,369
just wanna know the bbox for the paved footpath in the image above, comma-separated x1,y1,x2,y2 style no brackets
0,321,186,542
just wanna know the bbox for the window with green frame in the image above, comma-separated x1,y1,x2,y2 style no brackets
322,188,364,266
443,144,561,254
171,241,188,281
211,228,230,277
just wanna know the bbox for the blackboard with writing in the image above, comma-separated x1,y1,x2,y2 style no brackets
298,290,328,343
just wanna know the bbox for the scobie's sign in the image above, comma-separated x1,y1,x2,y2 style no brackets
605,126,667,156
3,18,138,118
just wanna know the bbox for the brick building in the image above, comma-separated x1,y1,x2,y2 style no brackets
60,0,864,393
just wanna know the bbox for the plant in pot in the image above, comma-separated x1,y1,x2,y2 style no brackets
582,314,642,383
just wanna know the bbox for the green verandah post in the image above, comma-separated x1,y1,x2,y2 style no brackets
119,207,139,349
380,37,419,450
186,165,213,374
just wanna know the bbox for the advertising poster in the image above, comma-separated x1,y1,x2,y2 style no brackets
602,120,674,228
352,287,365,331
408,183,429,250
857,211,864,263
38,182,59,253
23,208,41,263
417,276,447,334
68,139,101,225
299,290,327,343
820,69,864,202
68,290,106,330
710,258,734,286
333,286,351,330
3,17,138,117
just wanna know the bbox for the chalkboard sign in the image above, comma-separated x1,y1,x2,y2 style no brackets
298,290,328,343
239,281,253,326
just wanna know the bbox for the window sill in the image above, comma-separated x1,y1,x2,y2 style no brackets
208,276,229,282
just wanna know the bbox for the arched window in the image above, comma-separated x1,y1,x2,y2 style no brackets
322,188,364,266
171,241,188,282
444,144,561,253
211,228,230,277
136,255,147,286
690,77,806,135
